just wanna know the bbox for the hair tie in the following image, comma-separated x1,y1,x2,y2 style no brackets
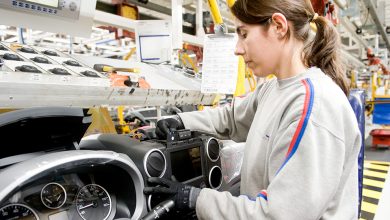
311,13,319,22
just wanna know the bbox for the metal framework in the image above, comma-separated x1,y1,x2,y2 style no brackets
363,0,390,50
1,0,390,109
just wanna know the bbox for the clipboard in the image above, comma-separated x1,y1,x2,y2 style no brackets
201,33,239,94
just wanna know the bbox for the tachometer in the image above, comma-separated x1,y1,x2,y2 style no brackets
41,182,67,209
0,203,39,220
76,184,111,220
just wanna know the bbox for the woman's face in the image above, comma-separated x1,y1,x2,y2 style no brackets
234,19,282,77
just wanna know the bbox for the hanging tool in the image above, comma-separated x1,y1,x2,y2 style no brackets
93,64,151,88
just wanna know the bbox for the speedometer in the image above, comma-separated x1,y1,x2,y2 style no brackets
76,184,111,220
0,203,39,220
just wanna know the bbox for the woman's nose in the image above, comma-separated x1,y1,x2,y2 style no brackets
234,43,244,56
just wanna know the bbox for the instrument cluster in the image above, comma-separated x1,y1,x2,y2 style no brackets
0,176,114,220
0,163,137,220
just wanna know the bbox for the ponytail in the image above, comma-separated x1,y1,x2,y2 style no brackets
304,16,350,96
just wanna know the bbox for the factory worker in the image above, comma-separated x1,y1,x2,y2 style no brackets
144,0,361,219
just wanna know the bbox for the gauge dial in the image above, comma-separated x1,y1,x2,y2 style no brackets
76,184,111,220
41,182,67,209
0,203,39,220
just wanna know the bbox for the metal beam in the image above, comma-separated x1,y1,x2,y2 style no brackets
363,0,390,50
94,10,204,46
172,0,183,49
126,0,172,15
195,0,205,37
94,10,136,30
340,17,369,48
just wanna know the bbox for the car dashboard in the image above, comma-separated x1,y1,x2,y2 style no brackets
0,107,241,220
1,162,138,220
0,150,146,220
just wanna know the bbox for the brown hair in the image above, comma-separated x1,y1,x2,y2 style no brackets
231,0,349,95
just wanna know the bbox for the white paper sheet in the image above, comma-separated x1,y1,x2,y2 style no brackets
201,34,239,94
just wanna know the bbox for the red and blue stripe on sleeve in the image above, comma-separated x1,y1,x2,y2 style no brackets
241,78,314,203
276,78,315,175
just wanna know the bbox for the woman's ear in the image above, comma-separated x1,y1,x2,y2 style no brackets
270,13,289,39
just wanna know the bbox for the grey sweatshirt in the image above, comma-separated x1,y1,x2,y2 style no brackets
179,67,361,220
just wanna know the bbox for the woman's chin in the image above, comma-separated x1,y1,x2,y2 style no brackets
252,70,267,78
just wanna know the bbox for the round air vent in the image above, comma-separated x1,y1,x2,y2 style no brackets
43,50,59,56
15,65,41,73
144,149,166,178
31,57,50,64
208,166,223,189
49,68,71,75
206,138,220,162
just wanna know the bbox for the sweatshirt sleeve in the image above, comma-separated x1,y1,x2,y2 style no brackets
195,80,361,219
178,83,264,142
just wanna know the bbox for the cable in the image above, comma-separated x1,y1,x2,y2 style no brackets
17,28,25,44
361,7,370,28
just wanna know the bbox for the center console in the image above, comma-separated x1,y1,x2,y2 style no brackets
79,129,225,218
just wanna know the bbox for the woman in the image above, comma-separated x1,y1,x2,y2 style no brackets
144,0,361,219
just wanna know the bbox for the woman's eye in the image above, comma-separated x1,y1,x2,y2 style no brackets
239,33,247,39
